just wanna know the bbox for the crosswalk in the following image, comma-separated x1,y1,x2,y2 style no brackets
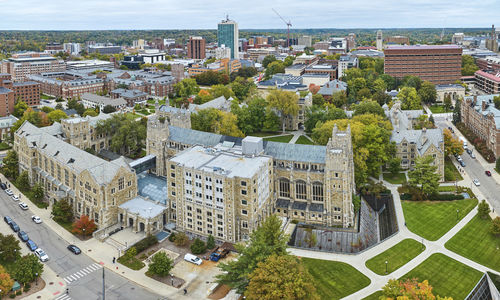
55,294,72,300
63,263,102,284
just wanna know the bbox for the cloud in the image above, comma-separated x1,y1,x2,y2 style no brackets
1,0,498,29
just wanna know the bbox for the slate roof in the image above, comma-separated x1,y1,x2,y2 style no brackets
391,129,443,155
465,94,500,128
317,80,347,96
119,196,166,219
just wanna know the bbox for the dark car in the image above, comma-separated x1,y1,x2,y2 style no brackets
0,183,6,190
18,231,29,242
3,215,12,225
486,170,492,176
26,240,37,251
10,221,20,232
67,244,81,255
460,161,466,167
466,149,472,155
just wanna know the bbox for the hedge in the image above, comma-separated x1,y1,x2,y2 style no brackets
400,193,464,201
132,234,158,253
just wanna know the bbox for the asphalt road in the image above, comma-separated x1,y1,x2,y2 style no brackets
0,190,161,300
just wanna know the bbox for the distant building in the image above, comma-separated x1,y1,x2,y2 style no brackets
304,64,337,80
294,53,319,65
385,36,410,45
63,43,81,56
1,52,65,81
187,36,206,60
170,64,185,82
139,50,166,64
0,73,40,108
218,17,239,59
257,74,307,92
317,80,347,99
298,36,312,48
351,49,384,58
474,70,500,94
346,33,356,51
215,45,231,60
66,60,114,71
338,55,358,79
188,58,241,77
81,93,127,111
0,87,14,117
0,115,18,141
384,45,462,84
477,56,500,72
452,33,465,45
486,25,499,52
376,30,383,51
88,45,121,55
45,42,63,54
111,89,148,107
435,84,465,103
28,71,104,100
121,56,144,70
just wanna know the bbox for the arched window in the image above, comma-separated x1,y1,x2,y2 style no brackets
312,182,324,201
295,180,307,200
279,178,290,198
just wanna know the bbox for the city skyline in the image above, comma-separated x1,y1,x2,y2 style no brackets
1,0,498,30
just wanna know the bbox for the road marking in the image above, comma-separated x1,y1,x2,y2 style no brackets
80,269,89,275
69,275,77,280
84,267,93,273
64,278,71,283
76,271,85,277
55,294,71,300
72,274,80,279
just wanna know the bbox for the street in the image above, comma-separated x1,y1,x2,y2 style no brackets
0,190,161,300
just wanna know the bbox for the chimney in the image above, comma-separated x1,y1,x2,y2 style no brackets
482,100,486,111
326,83,330,88
336,83,339,88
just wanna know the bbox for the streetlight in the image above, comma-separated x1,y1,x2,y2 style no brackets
35,272,38,286
385,261,388,274
83,228,86,239
456,209,459,221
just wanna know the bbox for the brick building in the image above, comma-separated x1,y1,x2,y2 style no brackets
476,56,500,72
1,52,65,81
187,36,206,60
0,73,40,112
385,36,410,45
188,59,241,77
474,70,500,94
384,45,462,84
0,87,14,117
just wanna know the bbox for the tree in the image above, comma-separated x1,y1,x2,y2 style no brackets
230,77,255,100
443,129,464,156
443,94,452,111
72,215,97,237
0,233,21,262
173,232,188,246
402,75,423,90
32,183,44,201
356,87,372,100
398,87,422,110
381,278,447,299
207,235,215,250
283,56,295,67
453,98,461,124
312,93,325,106
148,252,174,277
491,217,500,236
262,55,276,68
353,100,385,117
83,109,98,117
478,200,491,220
52,198,74,223
95,114,146,155
210,84,235,100
244,254,319,300
388,157,402,175
174,78,200,99
16,170,30,190
102,105,116,114
494,95,500,110
373,90,392,106
14,254,44,285
461,55,479,76
408,156,440,198
2,150,19,179
264,61,285,79
304,228,317,248
41,106,54,113
419,81,437,104
217,215,288,293
266,90,299,132
190,238,206,254
304,106,347,133
66,98,86,115
0,265,14,297
13,100,29,118
191,108,243,137
331,91,348,108
263,108,281,132
55,103,64,110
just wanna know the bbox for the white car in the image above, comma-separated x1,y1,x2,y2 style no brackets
473,179,481,186
184,253,202,265
19,202,28,210
11,195,19,201
32,216,42,224
5,189,13,196
471,153,476,159
34,248,49,262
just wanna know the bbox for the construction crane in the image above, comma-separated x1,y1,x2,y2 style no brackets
272,8,292,48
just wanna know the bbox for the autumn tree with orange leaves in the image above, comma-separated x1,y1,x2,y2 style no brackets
72,215,97,237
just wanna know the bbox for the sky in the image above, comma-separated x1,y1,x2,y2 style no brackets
1,0,499,30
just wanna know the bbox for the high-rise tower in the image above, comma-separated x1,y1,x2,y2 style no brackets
376,30,383,51
217,16,239,59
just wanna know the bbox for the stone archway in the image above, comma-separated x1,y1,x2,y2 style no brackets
139,222,145,232
129,218,134,227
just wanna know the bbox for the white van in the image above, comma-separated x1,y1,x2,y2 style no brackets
184,253,202,265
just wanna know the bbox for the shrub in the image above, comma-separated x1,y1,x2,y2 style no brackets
291,219,299,224
478,200,491,219
206,234,215,250
24,283,30,289
190,238,206,254
9,293,15,298
16,290,22,296
173,232,188,247
24,288,30,292
132,235,158,253
429,193,464,201
168,232,176,242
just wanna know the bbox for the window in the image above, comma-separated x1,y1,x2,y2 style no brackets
279,178,290,198
241,190,247,195
111,188,115,194
118,177,124,190
242,210,247,215
171,173,175,178
241,181,246,186
241,199,247,205
242,221,248,228
312,182,324,201
295,180,307,200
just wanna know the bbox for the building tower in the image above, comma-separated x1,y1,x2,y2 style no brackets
376,30,383,51
324,124,355,228
146,114,170,177
187,36,206,60
217,16,239,59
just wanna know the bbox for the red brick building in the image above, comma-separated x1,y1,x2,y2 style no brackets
474,70,500,94
0,86,14,116
187,36,206,60
384,45,462,84
477,56,500,72
0,73,40,108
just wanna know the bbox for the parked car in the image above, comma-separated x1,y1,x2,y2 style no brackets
67,244,81,255
32,215,42,224
11,195,19,201
466,149,472,155
26,240,37,251
473,179,481,186
456,156,463,162
19,202,28,210
486,171,492,177
10,221,20,232
3,215,13,225
5,189,13,196
471,153,476,159
18,231,29,242
34,248,49,262
210,247,229,262
0,183,7,190
460,161,466,167
184,253,202,265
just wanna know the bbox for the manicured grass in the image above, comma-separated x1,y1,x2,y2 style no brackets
40,93,55,100
295,135,315,145
0,142,11,151
54,219,73,233
400,253,482,300
125,113,142,120
382,172,406,184
444,157,463,182
137,109,151,116
250,131,281,137
446,214,500,272
365,239,425,275
429,105,451,114
263,134,294,143
362,291,383,300
302,258,371,300
438,185,460,192
117,255,145,270
402,198,478,241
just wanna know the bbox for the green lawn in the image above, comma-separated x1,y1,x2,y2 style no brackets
117,255,145,270
446,215,500,272
400,253,482,300
125,113,142,120
444,157,463,182
0,142,11,151
402,198,478,241
362,291,383,300
295,135,315,145
438,185,460,192
40,93,55,100
263,134,294,143
365,239,425,275
250,131,282,137
302,258,371,300
382,172,407,184
429,105,452,114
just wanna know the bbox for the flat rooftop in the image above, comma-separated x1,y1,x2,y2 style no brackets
385,45,461,50
137,172,167,205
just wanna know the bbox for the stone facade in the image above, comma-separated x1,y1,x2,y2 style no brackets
283,92,312,131
435,84,466,104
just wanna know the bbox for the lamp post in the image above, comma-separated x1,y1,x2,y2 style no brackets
83,228,86,239
456,209,459,221
385,261,388,274
35,272,38,286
